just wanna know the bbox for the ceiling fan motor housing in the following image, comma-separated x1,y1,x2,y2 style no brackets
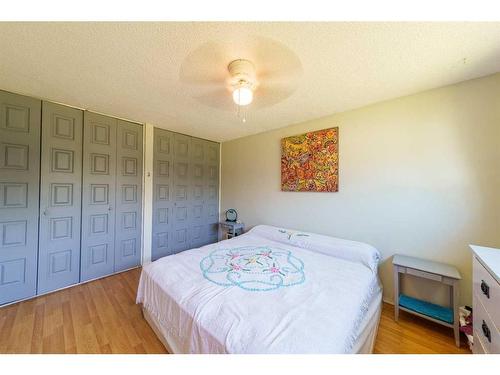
228,59,256,90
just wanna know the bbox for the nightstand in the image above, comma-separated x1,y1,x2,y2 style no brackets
393,254,462,347
219,221,244,240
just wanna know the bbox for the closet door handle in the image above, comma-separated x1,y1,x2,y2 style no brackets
43,208,49,216
108,205,113,211
482,320,491,343
481,280,490,299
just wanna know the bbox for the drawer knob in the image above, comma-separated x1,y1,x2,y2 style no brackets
481,280,490,299
482,320,491,343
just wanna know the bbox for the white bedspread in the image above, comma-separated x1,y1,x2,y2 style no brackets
137,225,381,353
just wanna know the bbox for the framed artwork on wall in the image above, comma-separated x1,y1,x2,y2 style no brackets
281,127,339,192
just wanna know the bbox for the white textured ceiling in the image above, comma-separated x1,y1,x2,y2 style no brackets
0,22,499,142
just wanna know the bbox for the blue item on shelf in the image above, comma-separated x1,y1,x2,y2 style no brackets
399,294,453,324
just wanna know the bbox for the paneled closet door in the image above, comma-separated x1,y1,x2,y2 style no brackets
114,120,143,272
172,133,191,253
0,91,41,305
151,128,174,261
38,102,83,294
189,138,206,248
81,112,117,282
204,141,220,244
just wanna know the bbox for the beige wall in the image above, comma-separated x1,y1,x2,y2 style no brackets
221,73,500,306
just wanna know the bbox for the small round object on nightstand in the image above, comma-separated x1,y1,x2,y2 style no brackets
225,208,237,222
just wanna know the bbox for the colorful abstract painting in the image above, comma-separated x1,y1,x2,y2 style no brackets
281,127,339,192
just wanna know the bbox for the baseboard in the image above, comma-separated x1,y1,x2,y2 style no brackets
383,297,394,306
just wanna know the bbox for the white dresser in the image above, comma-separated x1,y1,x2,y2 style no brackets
470,245,500,354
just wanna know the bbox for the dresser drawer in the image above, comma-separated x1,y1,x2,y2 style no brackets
473,256,500,330
473,293,500,354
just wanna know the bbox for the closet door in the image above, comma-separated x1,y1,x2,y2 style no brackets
114,120,143,272
189,138,207,248
171,133,191,253
81,112,116,282
0,91,41,305
38,102,83,294
204,141,220,244
151,128,174,261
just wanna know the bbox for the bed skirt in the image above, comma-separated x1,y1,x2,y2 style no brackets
141,288,382,354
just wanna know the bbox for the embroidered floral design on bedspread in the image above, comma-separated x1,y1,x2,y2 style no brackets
278,229,309,240
200,246,305,291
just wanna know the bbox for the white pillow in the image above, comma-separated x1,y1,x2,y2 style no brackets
248,225,381,273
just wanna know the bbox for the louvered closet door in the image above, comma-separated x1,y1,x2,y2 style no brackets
189,138,207,248
204,140,219,244
81,112,117,282
114,120,143,272
151,128,174,261
172,133,191,253
38,102,83,294
0,91,41,305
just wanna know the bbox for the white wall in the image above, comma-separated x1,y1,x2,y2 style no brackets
221,73,500,306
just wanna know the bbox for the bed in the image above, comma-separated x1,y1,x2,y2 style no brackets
137,224,382,354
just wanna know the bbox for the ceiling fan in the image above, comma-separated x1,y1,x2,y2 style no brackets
179,36,303,121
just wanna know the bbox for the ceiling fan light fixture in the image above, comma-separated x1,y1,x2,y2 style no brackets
228,59,256,107
232,85,253,106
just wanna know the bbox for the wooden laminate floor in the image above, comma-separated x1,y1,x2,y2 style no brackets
0,268,470,354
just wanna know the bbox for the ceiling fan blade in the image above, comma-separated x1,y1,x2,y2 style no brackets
193,88,235,111
252,83,298,109
179,41,229,86
258,67,300,86
248,36,303,81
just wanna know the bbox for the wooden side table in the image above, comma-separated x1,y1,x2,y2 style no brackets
393,254,462,347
